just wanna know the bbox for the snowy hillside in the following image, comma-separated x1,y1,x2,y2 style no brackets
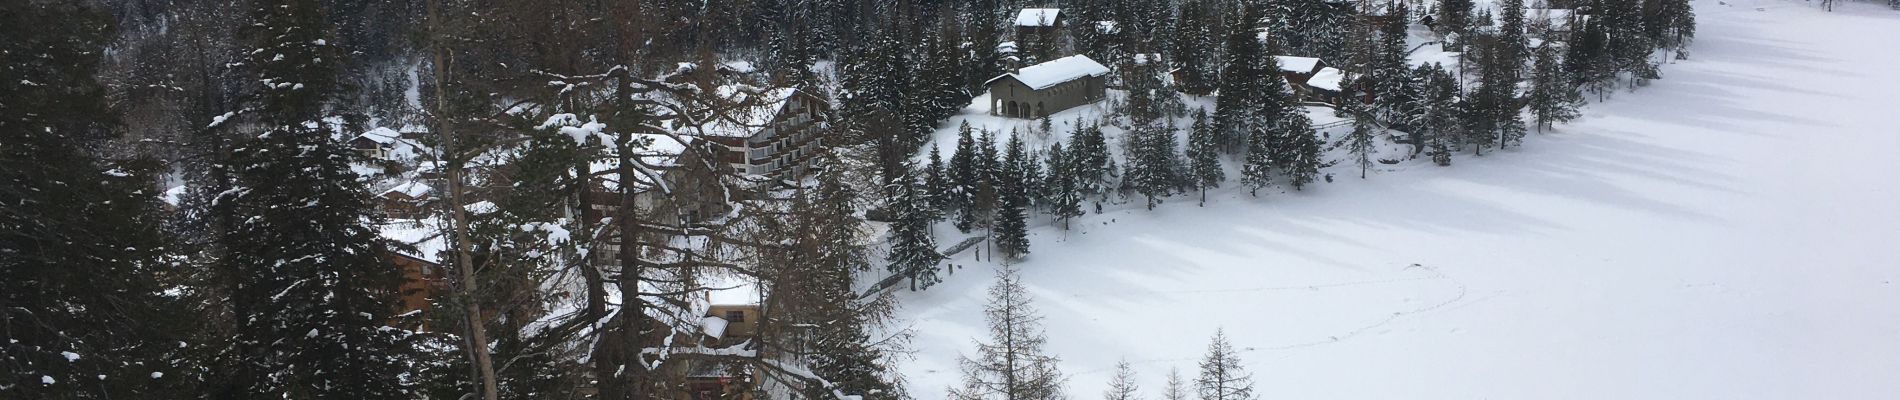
890,1,1900,399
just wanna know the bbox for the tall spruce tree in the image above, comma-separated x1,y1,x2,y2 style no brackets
1343,104,1380,179
1371,4,1419,125
951,123,981,232
1,1,189,397
1186,109,1225,205
1173,0,1223,96
890,171,944,291
1070,120,1114,205
949,267,1066,400
926,143,952,216
1567,19,1615,100
1437,0,1476,38
1126,122,1183,210
1044,142,1085,230
1278,110,1325,190
1650,0,1697,56
1527,44,1584,132
1195,330,1254,400
1240,122,1275,197
1497,0,1530,80
1212,3,1272,153
215,0,417,396
994,135,1031,261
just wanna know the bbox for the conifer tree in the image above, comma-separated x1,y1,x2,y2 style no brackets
950,267,1066,400
1163,368,1189,400
975,129,1001,227
1600,0,1658,89
1070,120,1114,204
1496,0,1530,80
994,135,1032,261
1,1,189,396
951,123,981,232
772,163,904,400
1471,35,1529,150
1343,104,1380,179
1213,3,1272,153
1278,111,1325,190
1649,0,1697,56
1371,4,1419,125
1437,0,1476,38
1186,109,1225,205
890,171,944,290
1044,143,1085,230
1268,0,1356,62
926,143,952,216
216,0,418,396
1126,121,1183,210
1172,0,1223,96
1240,123,1275,197
1415,63,1465,165
1195,330,1254,400
1567,20,1615,100
1104,361,1142,400
1527,44,1583,132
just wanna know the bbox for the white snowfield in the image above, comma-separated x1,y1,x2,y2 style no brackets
893,1,1900,399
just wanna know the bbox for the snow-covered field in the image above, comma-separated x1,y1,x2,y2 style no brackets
890,1,1900,398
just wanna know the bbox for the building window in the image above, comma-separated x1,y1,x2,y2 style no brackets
725,310,746,323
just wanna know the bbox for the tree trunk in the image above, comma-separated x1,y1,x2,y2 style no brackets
426,1,499,398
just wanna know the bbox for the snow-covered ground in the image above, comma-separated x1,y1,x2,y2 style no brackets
890,1,1900,398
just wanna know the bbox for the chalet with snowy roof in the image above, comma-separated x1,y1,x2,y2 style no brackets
1273,55,1330,89
351,128,403,159
379,181,433,219
1015,8,1064,38
671,273,766,400
1304,66,1351,104
986,55,1110,119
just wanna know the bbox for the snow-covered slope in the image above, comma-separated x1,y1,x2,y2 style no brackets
892,1,1900,398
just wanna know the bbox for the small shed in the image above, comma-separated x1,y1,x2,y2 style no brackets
986,55,1111,119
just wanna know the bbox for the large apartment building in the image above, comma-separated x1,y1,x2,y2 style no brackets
694,87,831,178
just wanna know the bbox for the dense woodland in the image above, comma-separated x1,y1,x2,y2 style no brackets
0,0,1754,399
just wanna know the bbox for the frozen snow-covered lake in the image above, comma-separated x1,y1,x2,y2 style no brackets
891,1,1900,398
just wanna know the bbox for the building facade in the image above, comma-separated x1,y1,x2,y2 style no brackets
987,55,1111,119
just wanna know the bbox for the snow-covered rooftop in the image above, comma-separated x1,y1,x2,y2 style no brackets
1016,8,1060,27
689,86,800,138
382,181,433,198
1274,56,1323,74
700,315,731,340
987,55,1112,91
703,273,760,306
379,219,446,263
357,127,401,145
1308,67,1347,91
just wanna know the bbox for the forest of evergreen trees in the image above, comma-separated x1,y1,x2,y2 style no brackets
2,0,1715,399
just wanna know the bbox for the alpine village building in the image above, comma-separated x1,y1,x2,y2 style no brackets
987,54,1112,119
